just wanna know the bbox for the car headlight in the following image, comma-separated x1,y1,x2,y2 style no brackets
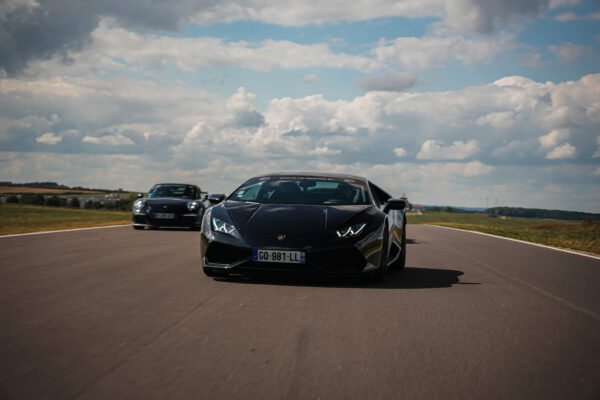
212,218,236,234
336,223,366,238
188,201,200,211
133,199,144,209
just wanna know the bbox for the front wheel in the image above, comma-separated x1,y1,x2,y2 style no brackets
397,225,406,269
133,225,144,230
371,233,389,282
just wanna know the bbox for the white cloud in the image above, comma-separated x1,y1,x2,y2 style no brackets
539,129,570,149
91,23,379,73
0,0,38,17
548,43,585,63
593,136,600,158
545,143,577,159
594,166,600,176
393,147,407,158
417,140,480,160
357,71,417,92
36,132,62,145
82,134,135,146
553,11,600,22
308,146,341,156
476,111,515,129
372,31,514,70
302,74,320,83
2,73,600,211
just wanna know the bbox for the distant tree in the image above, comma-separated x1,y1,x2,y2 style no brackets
84,200,94,209
45,195,61,207
6,195,19,204
444,206,453,212
70,197,81,208
22,194,45,205
94,201,104,209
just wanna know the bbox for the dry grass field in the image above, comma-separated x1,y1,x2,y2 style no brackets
408,211,599,255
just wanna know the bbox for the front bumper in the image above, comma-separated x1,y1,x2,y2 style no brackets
132,212,202,228
201,233,383,276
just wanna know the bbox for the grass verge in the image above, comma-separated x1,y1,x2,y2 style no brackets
0,204,131,235
407,211,600,255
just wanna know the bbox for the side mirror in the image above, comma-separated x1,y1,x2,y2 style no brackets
137,193,144,198
208,194,226,204
385,198,406,212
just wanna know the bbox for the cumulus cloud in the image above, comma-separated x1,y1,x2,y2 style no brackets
539,129,570,149
548,42,585,63
356,71,418,92
82,134,134,146
35,132,61,145
593,135,600,158
0,0,566,75
393,147,407,158
372,31,515,70
2,72,600,210
553,11,600,22
545,143,577,159
302,74,320,83
416,140,480,160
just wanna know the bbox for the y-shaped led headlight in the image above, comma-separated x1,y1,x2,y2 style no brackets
336,223,366,238
212,218,236,234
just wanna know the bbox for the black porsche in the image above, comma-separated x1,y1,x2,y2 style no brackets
200,173,407,281
132,183,212,230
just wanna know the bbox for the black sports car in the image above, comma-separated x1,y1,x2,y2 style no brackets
200,173,407,281
132,183,213,230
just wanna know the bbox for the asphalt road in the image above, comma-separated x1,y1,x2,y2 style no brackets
1,224,599,399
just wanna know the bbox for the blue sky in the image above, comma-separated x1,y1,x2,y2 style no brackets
0,0,599,211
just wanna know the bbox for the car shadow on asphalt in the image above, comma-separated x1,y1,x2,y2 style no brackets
214,266,470,289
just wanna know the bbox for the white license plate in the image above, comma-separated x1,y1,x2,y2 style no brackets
253,249,306,264
153,213,175,219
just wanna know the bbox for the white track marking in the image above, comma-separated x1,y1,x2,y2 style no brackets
0,224,131,238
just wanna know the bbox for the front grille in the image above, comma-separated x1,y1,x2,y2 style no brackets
308,247,366,272
240,260,318,272
205,242,252,265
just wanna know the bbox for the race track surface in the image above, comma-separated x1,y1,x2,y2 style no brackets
1,225,599,399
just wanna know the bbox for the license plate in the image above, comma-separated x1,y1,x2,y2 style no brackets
253,249,305,264
153,213,175,219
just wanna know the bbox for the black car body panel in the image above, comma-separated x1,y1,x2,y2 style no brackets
200,172,406,279
132,183,210,229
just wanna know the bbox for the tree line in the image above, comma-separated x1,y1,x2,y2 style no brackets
486,207,599,221
5,194,135,211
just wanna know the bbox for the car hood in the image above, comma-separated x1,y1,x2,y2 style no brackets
223,201,371,234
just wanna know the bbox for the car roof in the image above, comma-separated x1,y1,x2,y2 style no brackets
152,183,196,186
252,172,368,183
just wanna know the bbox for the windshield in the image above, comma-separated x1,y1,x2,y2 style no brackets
147,185,194,199
229,176,370,205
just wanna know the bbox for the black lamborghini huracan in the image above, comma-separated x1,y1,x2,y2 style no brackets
200,173,407,281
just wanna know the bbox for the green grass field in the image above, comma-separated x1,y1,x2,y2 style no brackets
407,211,600,255
0,204,131,235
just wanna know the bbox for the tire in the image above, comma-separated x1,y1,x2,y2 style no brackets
397,225,406,269
133,225,144,230
371,232,389,282
149,225,159,230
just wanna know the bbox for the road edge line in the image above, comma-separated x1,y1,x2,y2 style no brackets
424,224,600,261
0,224,131,238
